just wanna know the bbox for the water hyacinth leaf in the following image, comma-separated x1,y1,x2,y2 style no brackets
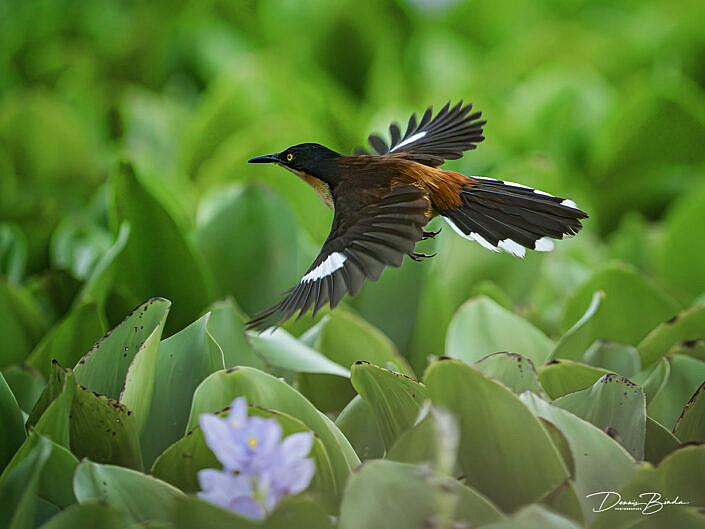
350,362,428,450
35,501,131,529
187,367,358,502
335,395,385,461
648,354,705,430
424,359,569,512
550,291,604,362
0,279,48,368
206,298,265,370
520,392,636,522
538,359,611,400
638,304,705,366
589,444,705,529
561,265,680,347
0,223,27,284
27,301,107,378
73,461,183,524
338,460,504,529
631,357,670,404
474,352,545,396
582,339,641,377
645,416,680,465
553,374,646,460
0,434,51,529
0,371,25,469
247,328,350,377
73,298,171,399
1,364,45,414
673,381,705,443
152,406,338,512
27,362,75,448
480,504,582,529
140,313,225,468
194,184,302,318
0,431,78,508
446,296,554,365
110,162,213,334
169,494,260,529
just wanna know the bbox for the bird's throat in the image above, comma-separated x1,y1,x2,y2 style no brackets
284,167,334,210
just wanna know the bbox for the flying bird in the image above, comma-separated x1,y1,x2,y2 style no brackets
247,101,587,330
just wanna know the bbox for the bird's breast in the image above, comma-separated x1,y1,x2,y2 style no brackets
284,167,334,210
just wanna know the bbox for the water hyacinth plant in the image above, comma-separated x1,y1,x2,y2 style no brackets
197,397,315,519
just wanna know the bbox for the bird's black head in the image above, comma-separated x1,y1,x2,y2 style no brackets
249,143,342,184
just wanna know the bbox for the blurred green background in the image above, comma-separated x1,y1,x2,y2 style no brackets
2,0,705,372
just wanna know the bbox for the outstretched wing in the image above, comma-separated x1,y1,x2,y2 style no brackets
246,185,430,331
359,101,486,166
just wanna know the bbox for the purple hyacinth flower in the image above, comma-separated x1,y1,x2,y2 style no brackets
197,397,315,519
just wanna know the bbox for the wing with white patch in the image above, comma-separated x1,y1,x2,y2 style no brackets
246,185,430,331
438,177,588,258
360,101,486,166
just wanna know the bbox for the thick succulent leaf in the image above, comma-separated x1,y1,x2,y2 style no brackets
521,392,636,522
140,313,225,468
582,340,641,377
206,298,265,370
475,352,545,396
73,461,183,524
631,358,670,404
561,265,680,346
446,296,554,365
2,364,45,415
187,366,358,504
424,359,570,512
0,371,25,469
73,298,171,399
550,291,604,362
638,304,705,366
350,362,428,450
672,381,705,443
335,395,385,461
538,359,611,400
480,504,582,529
153,405,337,512
644,416,680,465
338,460,504,529
647,354,705,430
36,501,131,529
553,374,646,460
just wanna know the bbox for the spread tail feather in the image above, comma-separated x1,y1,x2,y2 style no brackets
436,177,588,258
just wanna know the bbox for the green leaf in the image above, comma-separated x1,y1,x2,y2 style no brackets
350,362,428,450
631,357,670,404
638,304,705,366
446,296,554,365
0,223,27,284
582,339,641,377
73,298,171,400
206,298,265,370
550,291,604,362
0,434,51,529
140,313,225,468
645,416,680,465
479,504,582,529
109,162,212,334
648,354,705,430
27,302,107,378
187,367,358,503
338,460,504,529
475,352,545,395
73,461,182,524
553,374,646,460
0,370,26,469
334,396,384,461
561,265,680,346
538,359,611,401
0,279,48,368
1,364,45,414
248,328,350,377
194,183,302,317
673,381,705,443
424,359,569,511
152,406,338,512
36,501,131,529
521,392,636,522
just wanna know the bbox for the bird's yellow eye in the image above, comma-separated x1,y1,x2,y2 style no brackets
286,153,294,162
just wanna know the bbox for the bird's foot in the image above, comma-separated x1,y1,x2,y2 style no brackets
422,228,442,240
408,251,437,262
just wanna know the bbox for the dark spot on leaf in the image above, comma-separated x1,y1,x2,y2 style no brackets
225,366,239,373
666,314,679,324
682,339,703,348
547,360,560,365
353,360,370,366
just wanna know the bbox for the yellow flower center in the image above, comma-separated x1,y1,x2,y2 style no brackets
248,437,258,449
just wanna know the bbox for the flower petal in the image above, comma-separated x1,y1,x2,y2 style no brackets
230,496,266,520
228,397,248,429
280,432,314,463
200,414,246,471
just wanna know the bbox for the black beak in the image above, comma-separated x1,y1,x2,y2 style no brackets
248,154,279,164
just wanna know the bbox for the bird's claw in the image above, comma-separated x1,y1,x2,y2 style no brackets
408,251,437,262
422,228,442,240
